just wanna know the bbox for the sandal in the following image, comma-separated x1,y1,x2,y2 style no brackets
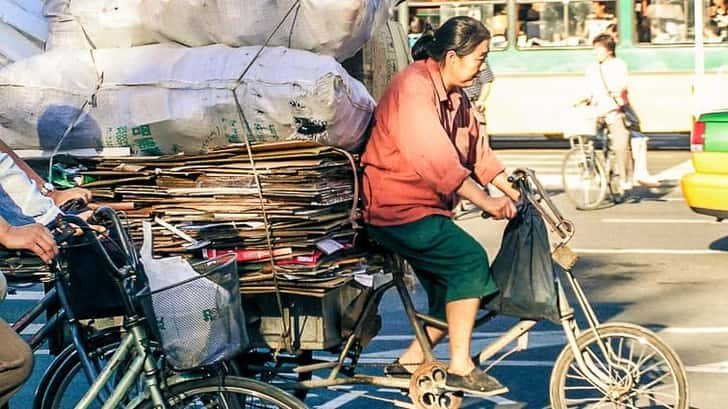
445,368,509,397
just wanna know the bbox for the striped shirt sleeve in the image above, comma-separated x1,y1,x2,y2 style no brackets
463,59,495,100
0,153,61,226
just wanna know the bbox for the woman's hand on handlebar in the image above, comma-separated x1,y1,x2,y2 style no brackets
0,223,58,264
48,187,92,208
482,196,517,220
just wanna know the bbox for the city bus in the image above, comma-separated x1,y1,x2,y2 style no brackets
396,0,728,137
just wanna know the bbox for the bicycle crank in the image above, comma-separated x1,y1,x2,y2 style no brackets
409,361,462,409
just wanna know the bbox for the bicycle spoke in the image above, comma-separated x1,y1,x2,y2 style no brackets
629,391,675,409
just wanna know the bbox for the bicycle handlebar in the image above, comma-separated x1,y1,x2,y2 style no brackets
0,208,140,281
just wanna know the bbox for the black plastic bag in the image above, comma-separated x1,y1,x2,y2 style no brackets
486,201,560,323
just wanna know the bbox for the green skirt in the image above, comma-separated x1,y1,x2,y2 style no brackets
367,215,498,320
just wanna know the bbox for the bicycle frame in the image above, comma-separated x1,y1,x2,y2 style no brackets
9,262,114,403
285,168,628,398
75,318,167,409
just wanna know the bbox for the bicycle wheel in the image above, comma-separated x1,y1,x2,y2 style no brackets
606,150,626,204
239,349,313,400
34,328,157,409
550,323,688,409
135,376,308,409
562,145,608,210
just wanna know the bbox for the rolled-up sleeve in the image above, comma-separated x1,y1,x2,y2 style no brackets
0,153,61,226
471,115,505,185
384,77,470,196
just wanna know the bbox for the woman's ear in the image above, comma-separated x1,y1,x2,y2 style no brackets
445,49,458,63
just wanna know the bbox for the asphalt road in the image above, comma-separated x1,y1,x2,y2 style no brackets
4,149,728,409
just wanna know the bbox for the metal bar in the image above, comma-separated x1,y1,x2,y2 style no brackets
76,332,135,409
394,274,434,362
477,320,537,364
414,313,447,331
293,360,338,373
132,324,167,409
100,353,146,409
297,374,411,390
26,311,61,350
11,286,56,334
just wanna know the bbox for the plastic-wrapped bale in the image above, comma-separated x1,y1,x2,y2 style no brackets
0,43,375,155
44,0,390,61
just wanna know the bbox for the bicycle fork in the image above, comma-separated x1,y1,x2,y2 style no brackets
75,319,167,409
559,270,632,396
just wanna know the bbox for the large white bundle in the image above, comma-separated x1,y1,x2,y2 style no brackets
0,44,375,155
44,0,390,61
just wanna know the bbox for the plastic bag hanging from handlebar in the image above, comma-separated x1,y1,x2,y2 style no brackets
485,200,560,323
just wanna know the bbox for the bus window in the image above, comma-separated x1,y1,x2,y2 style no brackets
516,0,617,48
636,0,727,43
407,1,509,49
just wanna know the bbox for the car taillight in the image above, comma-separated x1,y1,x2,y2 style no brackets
691,121,705,152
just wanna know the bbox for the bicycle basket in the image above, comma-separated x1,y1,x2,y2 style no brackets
62,232,129,320
561,104,597,138
137,253,248,370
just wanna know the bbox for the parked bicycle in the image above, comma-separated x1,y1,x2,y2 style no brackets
2,209,308,409
240,169,688,409
562,119,627,210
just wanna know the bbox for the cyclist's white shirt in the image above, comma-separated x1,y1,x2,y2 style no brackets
585,57,628,119
0,153,60,226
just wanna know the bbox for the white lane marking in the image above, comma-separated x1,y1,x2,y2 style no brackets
663,197,686,201
372,331,564,342
662,327,728,334
363,333,566,360
356,358,554,367
573,248,726,255
7,291,44,300
653,160,694,180
20,323,43,336
602,218,724,224
33,349,50,355
314,391,367,408
685,361,728,374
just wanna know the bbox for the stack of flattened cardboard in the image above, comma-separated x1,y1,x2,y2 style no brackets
77,140,376,294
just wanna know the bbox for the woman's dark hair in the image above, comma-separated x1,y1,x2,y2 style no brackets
592,32,616,56
411,31,434,61
411,16,491,62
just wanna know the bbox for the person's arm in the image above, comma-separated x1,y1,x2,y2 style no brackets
0,139,45,188
0,216,58,264
490,171,521,202
474,82,492,113
456,177,516,220
0,139,92,206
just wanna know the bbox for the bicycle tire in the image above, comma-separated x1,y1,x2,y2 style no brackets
135,376,308,409
606,150,627,204
239,349,313,400
561,145,608,210
35,330,239,409
549,323,688,409
34,328,152,409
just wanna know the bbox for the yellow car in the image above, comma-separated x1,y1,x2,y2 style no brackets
681,110,728,220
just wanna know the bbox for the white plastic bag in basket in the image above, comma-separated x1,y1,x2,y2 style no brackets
561,104,597,138
140,221,234,369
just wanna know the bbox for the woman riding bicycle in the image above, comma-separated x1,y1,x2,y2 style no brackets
361,16,520,396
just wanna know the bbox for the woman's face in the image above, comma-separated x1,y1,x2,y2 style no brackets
594,44,610,62
444,40,490,88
